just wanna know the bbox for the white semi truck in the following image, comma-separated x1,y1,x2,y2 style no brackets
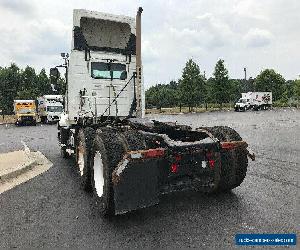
37,95,64,123
235,92,272,111
50,8,254,216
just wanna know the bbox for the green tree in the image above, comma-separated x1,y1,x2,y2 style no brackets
211,59,230,107
145,84,164,110
179,59,205,111
145,82,179,110
37,68,51,95
294,79,300,105
17,66,38,99
56,76,67,95
243,77,255,92
0,64,22,114
254,69,286,101
229,79,243,103
204,77,215,103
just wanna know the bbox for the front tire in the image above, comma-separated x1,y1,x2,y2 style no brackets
75,127,95,192
59,127,70,159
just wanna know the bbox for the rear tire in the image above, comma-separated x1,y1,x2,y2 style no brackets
204,126,248,191
75,127,95,192
91,128,127,216
91,134,112,215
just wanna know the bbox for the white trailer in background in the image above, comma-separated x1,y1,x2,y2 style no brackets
37,95,64,123
235,92,272,111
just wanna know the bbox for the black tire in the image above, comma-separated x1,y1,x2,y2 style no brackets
59,127,70,159
204,126,248,191
60,146,69,158
91,128,127,216
75,127,95,192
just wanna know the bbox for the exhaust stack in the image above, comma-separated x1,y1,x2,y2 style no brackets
136,7,143,118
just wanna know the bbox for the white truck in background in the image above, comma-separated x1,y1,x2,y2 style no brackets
37,95,64,123
235,92,272,111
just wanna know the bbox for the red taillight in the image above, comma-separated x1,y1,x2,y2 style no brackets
206,151,215,170
209,159,215,169
170,154,181,173
171,163,178,173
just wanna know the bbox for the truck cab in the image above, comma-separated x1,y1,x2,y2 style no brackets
61,9,144,127
37,95,64,123
235,98,250,111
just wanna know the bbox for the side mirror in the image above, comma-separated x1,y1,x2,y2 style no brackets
50,68,60,80
120,71,127,80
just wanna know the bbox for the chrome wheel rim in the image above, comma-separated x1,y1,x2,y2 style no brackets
93,151,104,197
77,143,85,176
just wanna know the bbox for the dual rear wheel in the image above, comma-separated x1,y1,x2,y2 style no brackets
75,127,136,216
203,126,248,191
75,125,248,215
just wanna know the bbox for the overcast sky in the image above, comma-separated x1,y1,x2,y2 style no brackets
0,0,299,88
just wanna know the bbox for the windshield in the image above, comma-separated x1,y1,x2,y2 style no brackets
17,108,35,114
47,106,63,112
91,62,127,80
238,99,247,104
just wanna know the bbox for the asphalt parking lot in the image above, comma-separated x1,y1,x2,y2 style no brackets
0,109,299,248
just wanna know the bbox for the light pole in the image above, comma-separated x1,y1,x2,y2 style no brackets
244,67,247,91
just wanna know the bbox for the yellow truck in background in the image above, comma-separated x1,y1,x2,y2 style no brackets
14,100,37,126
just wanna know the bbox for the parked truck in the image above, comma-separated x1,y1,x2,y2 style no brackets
51,8,254,216
235,92,272,111
14,100,37,126
37,95,64,123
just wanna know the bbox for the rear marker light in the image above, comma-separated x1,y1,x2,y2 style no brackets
209,160,215,169
206,151,215,170
171,163,178,173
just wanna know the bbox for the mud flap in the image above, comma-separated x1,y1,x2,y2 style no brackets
113,158,161,215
